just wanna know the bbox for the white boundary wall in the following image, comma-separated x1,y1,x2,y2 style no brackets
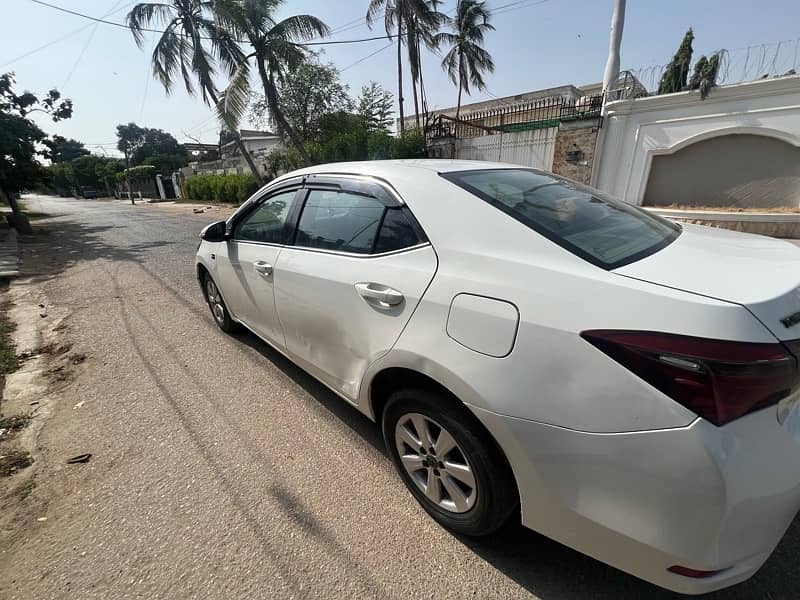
592,75,800,205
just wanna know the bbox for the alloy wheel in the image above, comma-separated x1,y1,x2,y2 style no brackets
394,413,477,513
206,279,225,324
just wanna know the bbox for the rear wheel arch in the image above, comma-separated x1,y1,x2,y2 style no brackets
369,367,520,509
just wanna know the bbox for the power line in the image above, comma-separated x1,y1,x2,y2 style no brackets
341,42,394,72
138,32,154,120
338,0,554,78
26,0,406,46
2,0,135,67
61,0,130,88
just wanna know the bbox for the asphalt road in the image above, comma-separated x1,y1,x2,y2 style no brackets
2,195,800,600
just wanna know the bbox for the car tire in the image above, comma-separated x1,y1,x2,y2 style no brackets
203,273,237,333
382,388,518,536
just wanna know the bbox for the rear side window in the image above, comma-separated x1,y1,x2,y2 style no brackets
374,208,422,253
295,189,425,255
296,190,384,254
442,169,680,269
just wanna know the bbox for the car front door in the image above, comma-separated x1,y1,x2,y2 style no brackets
273,178,437,400
216,188,299,348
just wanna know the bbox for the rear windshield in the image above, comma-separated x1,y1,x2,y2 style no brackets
442,169,680,270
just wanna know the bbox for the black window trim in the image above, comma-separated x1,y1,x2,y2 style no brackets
228,186,304,246
283,175,430,259
440,168,681,271
225,175,304,238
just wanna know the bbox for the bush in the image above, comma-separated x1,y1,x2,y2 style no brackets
183,173,260,203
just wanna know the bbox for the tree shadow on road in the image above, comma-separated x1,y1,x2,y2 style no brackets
229,329,386,455
17,219,176,283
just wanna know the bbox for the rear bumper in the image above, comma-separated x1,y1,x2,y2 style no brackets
471,404,800,594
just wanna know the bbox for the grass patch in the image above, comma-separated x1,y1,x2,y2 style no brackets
0,450,33,476
0,313,17,376
0,414,31,433
0,414,30,431
18,201,50,221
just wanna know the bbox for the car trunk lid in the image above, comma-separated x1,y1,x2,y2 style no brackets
614,223,800,341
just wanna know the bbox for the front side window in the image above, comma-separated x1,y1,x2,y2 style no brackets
295,190,385,254
442,169,680,269
233,190,296,243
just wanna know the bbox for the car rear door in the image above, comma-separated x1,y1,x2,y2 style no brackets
273,176,437,400
215,187,301,348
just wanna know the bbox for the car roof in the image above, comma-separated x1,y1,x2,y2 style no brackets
276,159,533,182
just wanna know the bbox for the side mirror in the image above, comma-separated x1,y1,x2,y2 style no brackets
200,220,228,242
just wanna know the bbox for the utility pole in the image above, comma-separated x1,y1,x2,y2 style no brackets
123,149,133,205
602,0,626,98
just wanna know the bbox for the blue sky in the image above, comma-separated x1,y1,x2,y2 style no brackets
2,0,800,156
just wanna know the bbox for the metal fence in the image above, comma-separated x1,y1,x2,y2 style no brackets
425,94,603,141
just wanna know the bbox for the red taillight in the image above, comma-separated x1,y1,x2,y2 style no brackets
668,565,728,578
581,330,800,426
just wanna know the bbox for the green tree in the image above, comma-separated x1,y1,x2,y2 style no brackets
143,153,188,174
49,162,75,196
117,122,145,203
70,155,105,190
689,52,720,99
436,0,495,120
658,28,694,95
96,158,125,196
116,123,187,167
0,72,72,232
250,56,351,143
126,0,263,184
357,82,394,132
215,0,330,165
45,135,89,163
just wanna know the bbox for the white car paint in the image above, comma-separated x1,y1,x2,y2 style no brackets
196,160,800,595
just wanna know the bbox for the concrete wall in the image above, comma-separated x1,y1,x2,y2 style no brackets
592,75,800,206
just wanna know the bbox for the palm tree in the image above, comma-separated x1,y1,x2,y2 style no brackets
214,0,329,165
436,0,494,120
405,1,446,128
366,0,407,133
126,1,264,185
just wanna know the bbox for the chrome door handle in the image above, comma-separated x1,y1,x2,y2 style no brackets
253,261,273,277
355,282,404,308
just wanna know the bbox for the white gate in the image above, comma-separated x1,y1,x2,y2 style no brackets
455,126,557,170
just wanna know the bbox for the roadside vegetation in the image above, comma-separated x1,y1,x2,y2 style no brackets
0,311,18,377
182,174,259,204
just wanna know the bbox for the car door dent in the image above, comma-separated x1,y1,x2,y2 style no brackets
275,244,438,401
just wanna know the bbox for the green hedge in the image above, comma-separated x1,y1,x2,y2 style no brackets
183,173,260,203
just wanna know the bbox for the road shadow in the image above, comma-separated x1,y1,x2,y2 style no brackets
17,219,176,282
229,328,386,455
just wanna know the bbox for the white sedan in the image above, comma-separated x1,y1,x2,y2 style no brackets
195,160,800,594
